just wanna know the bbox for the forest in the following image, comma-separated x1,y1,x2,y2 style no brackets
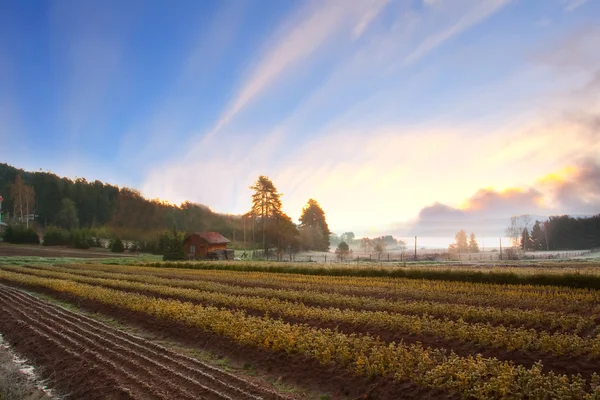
0,164,331,254
1,162,599,253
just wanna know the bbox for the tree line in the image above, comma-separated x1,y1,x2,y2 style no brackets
0,163,253,249
0,165,335,255
515,215,600,251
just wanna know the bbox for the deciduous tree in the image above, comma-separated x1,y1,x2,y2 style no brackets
520,228,533,251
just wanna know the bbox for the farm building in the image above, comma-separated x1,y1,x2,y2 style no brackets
184,232,230,259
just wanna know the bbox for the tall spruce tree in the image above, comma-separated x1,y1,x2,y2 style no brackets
454,230,468,252
249,176,283,254
468,233,479,253
530,221,546,251
299,199,331,251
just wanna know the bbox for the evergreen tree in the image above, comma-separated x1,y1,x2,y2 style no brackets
468,233,479,253
57,198,79,230
454,230,468,252
163,227,184,261
299,199,331,251
110,238,125,253
530,221,546,251
249,176,283,254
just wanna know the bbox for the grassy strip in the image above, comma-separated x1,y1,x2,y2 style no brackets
5,265,600,358
0,271,599,399
0,255,159,266
21,264,596,334
144,261,600,290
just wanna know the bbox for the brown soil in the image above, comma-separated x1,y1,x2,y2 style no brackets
0,243,137,258
0,282,452,400
0,285,301,400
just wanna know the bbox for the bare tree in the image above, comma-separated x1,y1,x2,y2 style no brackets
506,215,532,247
9,175,35,225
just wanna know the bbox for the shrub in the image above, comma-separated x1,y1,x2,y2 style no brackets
3,225,39,244
110,238,125,253
128,241,141,252
42,226,71,246
70,230,92,249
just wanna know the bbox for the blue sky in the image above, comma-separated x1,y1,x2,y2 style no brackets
1,0,599,237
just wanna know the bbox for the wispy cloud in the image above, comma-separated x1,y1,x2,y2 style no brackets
206,0,390,140
563,0,591,12
403,0,512,65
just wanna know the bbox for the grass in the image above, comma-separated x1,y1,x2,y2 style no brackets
0,254,160,266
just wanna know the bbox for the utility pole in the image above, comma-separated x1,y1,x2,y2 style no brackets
414,236,417,260
499,238,503,261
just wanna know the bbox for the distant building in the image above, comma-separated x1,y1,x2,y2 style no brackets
183,232,230,259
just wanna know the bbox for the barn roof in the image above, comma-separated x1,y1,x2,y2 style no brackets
185,232,230,244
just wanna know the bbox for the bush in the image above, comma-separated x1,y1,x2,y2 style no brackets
43,226,71,246
3,225,39,244
110,238,125,253
128,241,141,252
163,228,185,261
71,230,92,249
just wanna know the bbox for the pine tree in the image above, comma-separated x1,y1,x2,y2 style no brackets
468,233,479,253
299,199,331,251
163,227,184,261
249,176,283,254
530,221,546,251
454,230,468,252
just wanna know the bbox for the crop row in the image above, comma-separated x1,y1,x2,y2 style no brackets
0,269,599,399
145,260,600,290
21,264,596,334
57,263,600,314
5,266,600,358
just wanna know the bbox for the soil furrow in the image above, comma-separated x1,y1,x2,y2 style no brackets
3,287,279,400
0,298,159,400
0,288,229,400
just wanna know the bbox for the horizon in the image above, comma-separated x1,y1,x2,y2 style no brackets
1,0,599,238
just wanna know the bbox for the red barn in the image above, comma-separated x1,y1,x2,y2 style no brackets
183,232,230,259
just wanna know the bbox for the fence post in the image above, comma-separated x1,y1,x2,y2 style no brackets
388,253,390,262
309,255,311,262
324,255,327,263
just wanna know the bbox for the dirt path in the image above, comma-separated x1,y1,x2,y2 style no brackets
0,285,287,400
0,243,138,258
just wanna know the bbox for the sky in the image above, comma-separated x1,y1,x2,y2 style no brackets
1,0,599,240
